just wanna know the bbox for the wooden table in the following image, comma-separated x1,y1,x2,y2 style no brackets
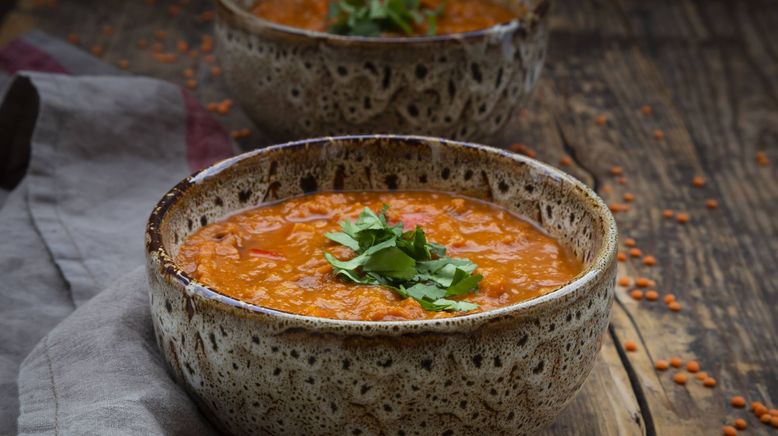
2,0,776,434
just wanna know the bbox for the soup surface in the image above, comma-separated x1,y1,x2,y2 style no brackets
177,192,582,321
250,0,521,36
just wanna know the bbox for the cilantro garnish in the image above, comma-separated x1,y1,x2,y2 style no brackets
324,205,481,312
327,0,446,37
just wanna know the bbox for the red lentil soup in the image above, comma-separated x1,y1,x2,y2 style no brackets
249,0,522,36
177,192,583,321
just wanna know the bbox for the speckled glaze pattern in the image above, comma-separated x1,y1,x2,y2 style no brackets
145,136,617,435
214,0,551,143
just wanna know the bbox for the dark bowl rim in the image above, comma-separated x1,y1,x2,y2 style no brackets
145,134,617,328
215,0,551,45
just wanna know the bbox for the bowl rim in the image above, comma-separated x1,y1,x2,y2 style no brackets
215,0,551,45
146,134,617,328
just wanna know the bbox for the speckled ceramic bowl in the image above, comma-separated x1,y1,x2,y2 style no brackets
214,0,551,144
145,135,617,435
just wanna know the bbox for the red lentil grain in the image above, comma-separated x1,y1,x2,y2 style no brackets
663,294,676,304
692,176,706,188
559,155,572,166
624,341,638,352
623,192,635,202
617,252,627,262
676,212,689,224
185,79,197,90
596,114,607,126
610,165,623,176
730,396,746,408
654,129,665,140
635,277,651,288
645,290,658,301
662,209,674,219
706,199,718,209
668,301,681,312
210,66,222,77
137,38,148,49
756,151,770,166
642,255,657,266
630,290,643,301
695,372,708,381
640,105,652,115
176,40,189,53
204,54,216,64
624,238,636,247
670,357,682,368
508,143,536,158
630,248,642,258
617,177,627,185
734,418,747,430
686,361,700,373
153,30,167,40
101,25,114,35
67,33,78,44
117,59,129,69
617,277,631,287
771,416,778,428
183,68,195,78
759,414,771,424
722,426,737,436
702,377,716,388
655,360,669,370
673,373,687,385
90,45,103,57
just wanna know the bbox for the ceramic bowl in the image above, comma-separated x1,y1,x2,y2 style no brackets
214,0,552,144
145,135,617,435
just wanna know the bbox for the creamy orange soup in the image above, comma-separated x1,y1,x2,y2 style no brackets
250,0,521,36
178,192,582,321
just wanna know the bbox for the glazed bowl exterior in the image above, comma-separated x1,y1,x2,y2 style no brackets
145,135,617,435
214,0,551,143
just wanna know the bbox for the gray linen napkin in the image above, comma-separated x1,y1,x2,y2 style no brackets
0,31,232,435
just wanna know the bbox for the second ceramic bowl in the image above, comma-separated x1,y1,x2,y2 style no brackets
214,0,552,143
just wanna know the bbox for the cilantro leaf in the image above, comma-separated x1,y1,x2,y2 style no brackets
328,0,446,37
323,205,480,313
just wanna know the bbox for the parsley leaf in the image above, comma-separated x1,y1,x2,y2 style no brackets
324,205,480,312
328,0,447,37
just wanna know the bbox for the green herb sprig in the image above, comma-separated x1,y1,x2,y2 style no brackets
328,0,446,37
324,205,481,312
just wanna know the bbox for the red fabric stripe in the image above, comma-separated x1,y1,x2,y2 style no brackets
181,89,234,171
0,39,69,75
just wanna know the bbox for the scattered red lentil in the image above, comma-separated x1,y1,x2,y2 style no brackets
722,426,737,436
210,66,222,77
617,177,627,185
617,252,627,262
154,30,167,40
231,129,251,139
664,294,676,304
756,151,770,166
66,33,78,44
645,290,658,301
759,414,771,424
655,360,669,370
630,290,643,301
206,102,218,111
642,255,657,266
152,42,163,53
204,54,216,64
670,357,682,368
734,418,747,430
624,238,636,247
630,248,642,258
601,184,613,194
559,155,573,167
771,409,778,416
183,68,195,78
185,79,197,90
640,105,652,115
695,372,708,381
771,416,778,428
609,203,630,213
731,396,746,408
102,25,114,35
610,165,623,176
624,341,638,352
686,361,700,373
138,38,148,49
188,50,199,59
595,114,607,126
654,129,665,140
623,192,635,202
90,45,103,57
676,212,689,224
199,10,215,22
702,377,716,388
215,99,233,115
668,301,681,312
662,209,674,219
177,40,189,53
692,176,706,188
508,143,536,158
706,199,718,209
117,59,129,69
153,52,178,64
635,277,651,288
673,373,687,385
201,35,213,53
617,277,631,287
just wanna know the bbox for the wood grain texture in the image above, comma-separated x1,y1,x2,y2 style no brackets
4,0,777,434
